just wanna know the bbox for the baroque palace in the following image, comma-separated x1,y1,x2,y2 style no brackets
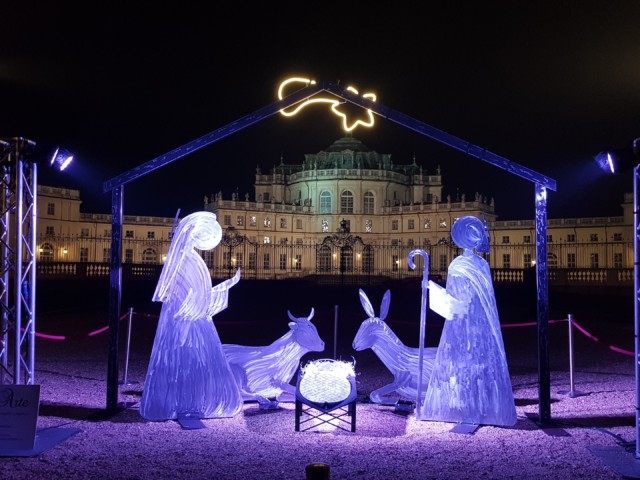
37,136,632,287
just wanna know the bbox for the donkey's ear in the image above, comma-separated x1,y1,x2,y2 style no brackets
379,290,391,321
359,289,375,318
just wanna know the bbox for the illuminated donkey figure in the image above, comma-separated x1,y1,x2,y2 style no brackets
352,289,437,405
222,308,324,405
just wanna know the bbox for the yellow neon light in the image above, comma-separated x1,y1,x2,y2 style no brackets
277,77,377,132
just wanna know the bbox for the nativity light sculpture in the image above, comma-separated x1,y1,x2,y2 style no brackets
295,358,357,432
352,289,437,405
140,211,244,421
222,308,324,408
277,77,376,132
419,215,517,427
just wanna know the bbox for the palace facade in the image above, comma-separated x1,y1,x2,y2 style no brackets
35,136,632,287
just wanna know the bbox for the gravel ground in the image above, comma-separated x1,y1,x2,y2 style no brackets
2,282,638,479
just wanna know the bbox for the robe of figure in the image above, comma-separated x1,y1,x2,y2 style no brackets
140,211,243,421
419,216,517,426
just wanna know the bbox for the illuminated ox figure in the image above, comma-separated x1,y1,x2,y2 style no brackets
222,308,325,406
352,289,437,405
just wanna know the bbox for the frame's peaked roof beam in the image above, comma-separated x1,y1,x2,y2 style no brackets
103,82,324,193
320,82,556,191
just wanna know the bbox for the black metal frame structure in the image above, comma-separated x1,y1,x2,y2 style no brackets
103,81,556,423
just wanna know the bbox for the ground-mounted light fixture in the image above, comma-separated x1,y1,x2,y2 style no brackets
295,358,357,433
49,147,73,172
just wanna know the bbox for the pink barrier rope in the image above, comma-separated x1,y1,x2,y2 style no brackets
28,310,635,358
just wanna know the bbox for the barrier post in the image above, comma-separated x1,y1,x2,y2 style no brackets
333,305,338,360
119,307,138,386
559,313,586,398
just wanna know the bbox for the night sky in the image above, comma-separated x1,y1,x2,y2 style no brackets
2,2,639,221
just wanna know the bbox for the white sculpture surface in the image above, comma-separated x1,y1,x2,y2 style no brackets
140,211,243,421
419,215,517,426
352,289,437,405
223,308,324,404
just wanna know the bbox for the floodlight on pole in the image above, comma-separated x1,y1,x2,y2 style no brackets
596,136,640,458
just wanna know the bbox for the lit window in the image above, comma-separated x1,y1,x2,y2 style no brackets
340,190,354,213
424,218,432,229
264,217,271,228
320,192,332,214
250,216,257,226
439,219,447,228
363,192,374,214
263,236,270,244
365,220,372,233
237,216,244,226
322,220,329,233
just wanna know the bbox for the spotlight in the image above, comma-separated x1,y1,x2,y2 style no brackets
594,151,615,174
50,147,73,172
595,137,640,176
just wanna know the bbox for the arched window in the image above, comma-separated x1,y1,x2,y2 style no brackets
142,248,158,264
340,190,354,214
363,191,374,214
340,246,354,273
317,245,332,273
320,191,332,214
39,243,54,262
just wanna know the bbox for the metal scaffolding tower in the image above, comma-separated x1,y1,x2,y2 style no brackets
0,137,38,385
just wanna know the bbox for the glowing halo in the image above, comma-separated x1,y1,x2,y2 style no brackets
277,77,377,132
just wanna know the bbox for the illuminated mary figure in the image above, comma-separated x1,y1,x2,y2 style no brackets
419,215,516,426
140,211,243,421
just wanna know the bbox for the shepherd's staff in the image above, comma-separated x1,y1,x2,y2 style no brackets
408,248,429,410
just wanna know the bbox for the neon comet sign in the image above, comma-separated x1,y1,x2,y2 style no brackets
277,77,377,132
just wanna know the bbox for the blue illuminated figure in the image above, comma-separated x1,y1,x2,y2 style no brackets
419,216,516,426
140,211,243,421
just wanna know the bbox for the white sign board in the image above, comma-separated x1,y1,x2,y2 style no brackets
0,385,40,451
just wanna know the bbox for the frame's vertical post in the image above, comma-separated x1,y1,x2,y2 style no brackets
535,184,551,423
633,165,640,458
107,185,124,412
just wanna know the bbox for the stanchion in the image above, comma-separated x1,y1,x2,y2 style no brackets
119,307,138,386
558,313,587,398
333,305,338,360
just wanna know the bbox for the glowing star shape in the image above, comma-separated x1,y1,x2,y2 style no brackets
277,77,377,132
